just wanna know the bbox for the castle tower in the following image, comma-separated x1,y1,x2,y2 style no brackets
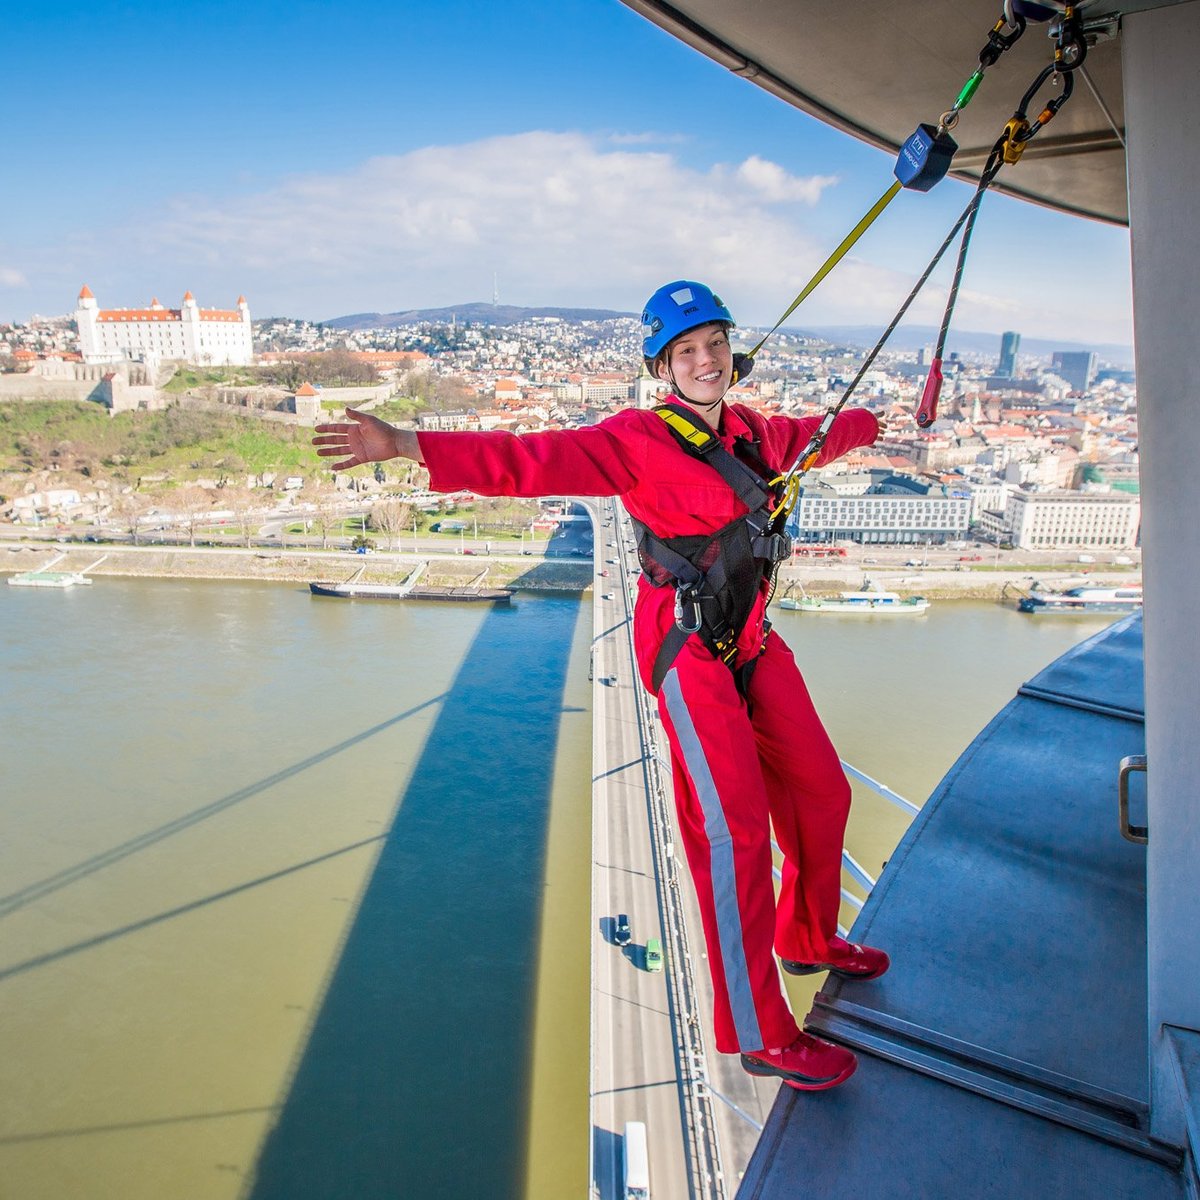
180,290,201,362
75,285,99,360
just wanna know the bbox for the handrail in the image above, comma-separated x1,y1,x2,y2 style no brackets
772,761,919,908
840,760,921,816
841,849,877,893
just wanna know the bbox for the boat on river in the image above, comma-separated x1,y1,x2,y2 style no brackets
309,561,512,604
779,579,929,615
9,570,93,589
1018,584,1143,615
8,553,107,589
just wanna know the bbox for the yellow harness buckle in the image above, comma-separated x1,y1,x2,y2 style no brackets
655,405,718,452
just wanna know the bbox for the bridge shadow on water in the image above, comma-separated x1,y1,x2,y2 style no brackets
244,596,581,1200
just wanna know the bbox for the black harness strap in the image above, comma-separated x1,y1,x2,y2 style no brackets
635,404,792,696
655,403,776,511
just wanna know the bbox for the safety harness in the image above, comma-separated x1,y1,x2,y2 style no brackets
631,403,794,696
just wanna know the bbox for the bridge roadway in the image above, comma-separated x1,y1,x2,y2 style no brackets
586,498,779,1200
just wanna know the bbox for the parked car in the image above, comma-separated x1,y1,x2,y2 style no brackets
614,914,631,946
645,937,664,972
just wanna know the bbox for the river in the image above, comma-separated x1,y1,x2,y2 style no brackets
0,578,1118,1199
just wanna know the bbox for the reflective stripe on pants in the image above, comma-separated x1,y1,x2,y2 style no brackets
656,629,851,1055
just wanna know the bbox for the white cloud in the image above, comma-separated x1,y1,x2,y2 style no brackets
733,156,837,205
114,131,884,323
605,131,690,146
16,130,1131,344
0,267,28,287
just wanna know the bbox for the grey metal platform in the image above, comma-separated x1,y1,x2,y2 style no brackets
741,615,1189,1198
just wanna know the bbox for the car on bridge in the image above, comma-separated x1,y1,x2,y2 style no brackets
645,937,663,972
614,914,631,947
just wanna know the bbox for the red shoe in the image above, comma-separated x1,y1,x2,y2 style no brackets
740,1032,857,1091
781,936,890,981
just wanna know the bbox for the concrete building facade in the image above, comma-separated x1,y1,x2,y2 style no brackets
789,489,971,545
1006,489,1141,550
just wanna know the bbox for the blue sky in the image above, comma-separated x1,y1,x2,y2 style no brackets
1,0,1133,347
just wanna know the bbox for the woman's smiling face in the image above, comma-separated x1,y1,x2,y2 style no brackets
657,322,732,410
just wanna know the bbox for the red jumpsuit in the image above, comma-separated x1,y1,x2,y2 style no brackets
418,401,879,1054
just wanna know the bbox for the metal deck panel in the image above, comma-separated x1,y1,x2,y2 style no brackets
740,1053,1184,1200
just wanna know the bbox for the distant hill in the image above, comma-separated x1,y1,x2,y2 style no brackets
318,302,1132,366
791,324,1134,367
323,302,634,331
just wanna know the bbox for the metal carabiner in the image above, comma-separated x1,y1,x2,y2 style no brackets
673,585,703,635
1018,65,1075,144
980,11,1027,68
1050,5,1088,73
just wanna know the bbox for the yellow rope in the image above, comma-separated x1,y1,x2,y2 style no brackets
747,180,903,359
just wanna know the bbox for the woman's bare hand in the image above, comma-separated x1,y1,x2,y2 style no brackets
312,408,419,470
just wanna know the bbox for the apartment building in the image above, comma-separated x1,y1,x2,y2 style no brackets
789,485,971,545
1006,489,1141,550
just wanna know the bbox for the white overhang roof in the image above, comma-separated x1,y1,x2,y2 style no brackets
618,0,1192,226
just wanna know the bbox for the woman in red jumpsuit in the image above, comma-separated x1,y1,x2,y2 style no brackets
314,281,888,1090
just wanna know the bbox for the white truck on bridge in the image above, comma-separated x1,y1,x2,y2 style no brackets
623,1120,650,1199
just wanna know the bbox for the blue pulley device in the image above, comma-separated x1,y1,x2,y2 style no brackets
894,123,959,192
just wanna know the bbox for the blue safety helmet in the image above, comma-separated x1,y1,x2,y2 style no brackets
641,280,735,362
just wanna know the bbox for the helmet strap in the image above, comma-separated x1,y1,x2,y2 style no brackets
664,361,725,418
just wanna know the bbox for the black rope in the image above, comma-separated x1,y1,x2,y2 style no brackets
834,139,1005,420
933,145,1004,362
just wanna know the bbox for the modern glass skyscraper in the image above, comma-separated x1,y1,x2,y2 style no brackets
1052,350,1099,393
998,330,1021,378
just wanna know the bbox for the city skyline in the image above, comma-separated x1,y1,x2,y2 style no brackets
2,1,1133,344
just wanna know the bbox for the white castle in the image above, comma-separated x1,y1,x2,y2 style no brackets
75,285,253,367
